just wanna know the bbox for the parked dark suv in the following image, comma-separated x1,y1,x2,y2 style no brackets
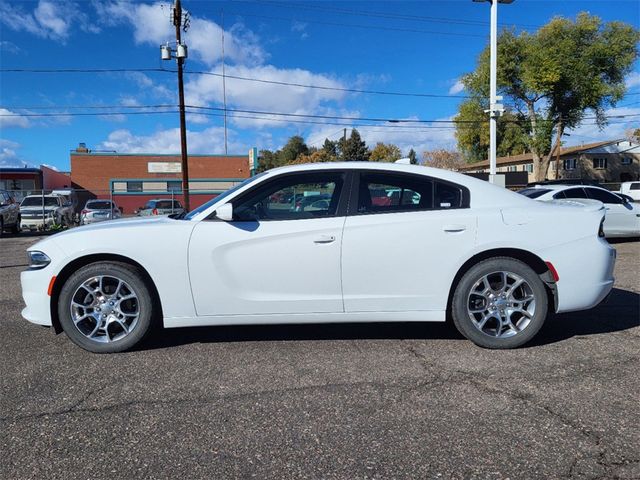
0,190,21,235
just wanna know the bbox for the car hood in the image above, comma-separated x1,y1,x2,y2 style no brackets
29,215,195,256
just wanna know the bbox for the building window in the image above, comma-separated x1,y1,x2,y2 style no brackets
621,157,632,165
522,164,533,173
167,181,182,192
506,165,518,172
127,181,143,192
564,159,577,170
592,158,608,170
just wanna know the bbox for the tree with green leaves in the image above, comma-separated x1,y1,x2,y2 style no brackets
322,138,338,157
338,129,370,161
280,135,309,164
455,13,639,180
369,142,402,162
455,99,530,163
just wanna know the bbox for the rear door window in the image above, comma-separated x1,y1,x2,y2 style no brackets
557,188,588,199
585,187,623,205
356,172,467,215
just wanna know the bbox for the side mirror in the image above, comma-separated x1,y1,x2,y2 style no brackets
215,203,234,221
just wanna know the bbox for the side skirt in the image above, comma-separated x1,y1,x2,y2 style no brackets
163,310,446,328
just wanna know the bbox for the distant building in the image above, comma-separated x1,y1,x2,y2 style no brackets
69,143,251,213
458,139,640,184
0,165,72,201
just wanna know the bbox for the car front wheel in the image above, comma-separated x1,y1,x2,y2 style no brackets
451,257,548,349
58,262,155,353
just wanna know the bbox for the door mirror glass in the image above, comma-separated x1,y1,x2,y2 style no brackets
215,203,234,221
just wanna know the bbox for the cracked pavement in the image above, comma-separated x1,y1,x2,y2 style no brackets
1,234,638,479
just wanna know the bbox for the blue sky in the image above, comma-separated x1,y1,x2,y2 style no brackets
1,0,639,171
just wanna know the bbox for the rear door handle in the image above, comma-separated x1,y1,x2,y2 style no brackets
314,235,336,244
443,224,466,233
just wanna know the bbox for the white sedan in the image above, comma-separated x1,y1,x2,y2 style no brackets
518,184,640,238
21,162,615,353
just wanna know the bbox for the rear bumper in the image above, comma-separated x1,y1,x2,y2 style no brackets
541,236,616,313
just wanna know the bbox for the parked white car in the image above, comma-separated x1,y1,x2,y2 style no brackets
81,200,122,225
519,184,640,238
21,162,615,353
617,181,640,202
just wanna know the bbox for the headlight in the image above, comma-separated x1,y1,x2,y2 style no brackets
27,251,51,269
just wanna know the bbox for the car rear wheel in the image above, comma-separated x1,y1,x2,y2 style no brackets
451,257,548,349
58,262,155,353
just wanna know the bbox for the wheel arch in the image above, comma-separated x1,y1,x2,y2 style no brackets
446,248,557,321
50,253,163,334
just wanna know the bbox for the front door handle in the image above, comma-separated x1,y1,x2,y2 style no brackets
314,235,336,244
443,224,466,233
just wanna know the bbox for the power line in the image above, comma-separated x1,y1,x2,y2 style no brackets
231,0,540,29
223,10,487,38
3,103,637,128
0,67,472,99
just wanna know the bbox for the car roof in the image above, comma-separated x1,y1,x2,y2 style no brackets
264,161,505,191
529,184,607,192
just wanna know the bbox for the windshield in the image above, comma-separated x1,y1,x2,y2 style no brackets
184,173,267,220
87,201,113,210
518,188,550,199
21,197,59,207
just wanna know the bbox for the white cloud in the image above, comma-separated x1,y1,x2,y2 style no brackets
0,109,30,128
0,139,30,167
625,71,640,89
567,106,640,142
448,79,465,95
96,1,266,66
0,1,99,42
185,64,347,128
0,40,21,54
98,127,245,155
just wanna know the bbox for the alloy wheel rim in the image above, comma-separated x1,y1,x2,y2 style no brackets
70,275,140,343
467,271,536,338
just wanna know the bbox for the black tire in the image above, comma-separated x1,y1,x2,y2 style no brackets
58,261,155,353
11,215,20,234
0,218,3,236
451,257,548,349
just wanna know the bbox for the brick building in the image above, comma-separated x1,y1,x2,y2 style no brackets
70,144,251,213
0,165,72,201
458,139,640,184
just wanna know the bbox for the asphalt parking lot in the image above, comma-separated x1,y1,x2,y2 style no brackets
1,234,638,480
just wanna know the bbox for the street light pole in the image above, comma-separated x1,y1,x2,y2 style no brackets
474,0,513,184
173,0,190,211
489,0,498,180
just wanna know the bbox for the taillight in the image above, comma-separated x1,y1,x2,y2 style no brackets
81,209,88,215
598,217,605,238
152,208,158,215
545,261,560,282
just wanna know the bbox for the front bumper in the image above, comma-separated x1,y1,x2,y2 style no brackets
21,217,55,229
20,241,67,327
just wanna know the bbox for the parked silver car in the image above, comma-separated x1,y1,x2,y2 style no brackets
0,190,21,235
20,194,74,230
136,199,185,216
80,200,122,225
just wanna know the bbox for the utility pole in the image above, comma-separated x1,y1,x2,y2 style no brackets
221,10,228,155
474,0,513,185
173,0,190,210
